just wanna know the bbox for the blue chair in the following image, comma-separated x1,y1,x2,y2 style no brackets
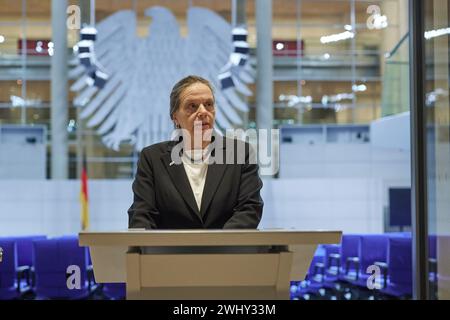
61,236,99,294
32,237,90,299
428,234,438,299
102,283,126,300
11,235,47,268
314,234,361,299
85,247,124,300
10,235,47,288
428,234,437,279
0,239,24,299
293,235,361,300
306,244,342,296
85,249,98,291
380,236,412,298
387,232,412,237
344,234,389,299
321,244,341,284
353,235,388,284
291,246,327,299
324,234,361,283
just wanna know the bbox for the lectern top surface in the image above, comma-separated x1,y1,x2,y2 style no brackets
79,229,342,247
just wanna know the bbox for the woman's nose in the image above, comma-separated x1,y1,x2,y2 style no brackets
197,104,208,116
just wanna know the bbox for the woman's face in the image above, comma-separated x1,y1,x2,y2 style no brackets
172,82,216,147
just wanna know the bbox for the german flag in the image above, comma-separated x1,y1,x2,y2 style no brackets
80,153,89,230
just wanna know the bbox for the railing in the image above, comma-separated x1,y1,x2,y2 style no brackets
381,33,410,117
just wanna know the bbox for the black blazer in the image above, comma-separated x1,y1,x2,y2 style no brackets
128,136,264,229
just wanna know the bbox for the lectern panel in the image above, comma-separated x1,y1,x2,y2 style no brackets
79,230,342,247
139,253,280,287
79,230,342,299
90,245,127,282
289,244,318,280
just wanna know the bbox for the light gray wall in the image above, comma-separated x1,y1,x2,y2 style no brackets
0,125,47,179
0,180,131,237
0,177,409,237
371,111,410,151
279,143,410,180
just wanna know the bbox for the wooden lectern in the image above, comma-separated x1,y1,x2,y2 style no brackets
79,230,341,300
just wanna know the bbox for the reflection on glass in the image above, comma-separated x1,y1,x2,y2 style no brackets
424,0,450,300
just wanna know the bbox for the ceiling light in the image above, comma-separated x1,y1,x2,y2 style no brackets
425,27,450,39
320,31,354,44
352,84,367,92
276,42,285,50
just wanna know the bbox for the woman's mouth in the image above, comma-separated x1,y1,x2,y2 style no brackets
195,122,210,130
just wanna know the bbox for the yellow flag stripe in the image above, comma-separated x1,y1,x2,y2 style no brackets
80,191,89,230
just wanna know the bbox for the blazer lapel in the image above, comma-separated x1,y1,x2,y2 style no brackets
200,136,229,218
160,150,202,222
200,161,227,218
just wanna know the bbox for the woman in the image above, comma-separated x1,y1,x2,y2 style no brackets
128,75,263,229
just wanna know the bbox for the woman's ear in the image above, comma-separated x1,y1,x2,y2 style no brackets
172,114,178,127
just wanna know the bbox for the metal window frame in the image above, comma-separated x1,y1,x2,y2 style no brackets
409,0,430,300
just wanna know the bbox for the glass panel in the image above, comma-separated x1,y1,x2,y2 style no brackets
0,0,420,301
424,0,450,300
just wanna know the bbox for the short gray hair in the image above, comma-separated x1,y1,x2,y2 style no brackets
169,75,215,124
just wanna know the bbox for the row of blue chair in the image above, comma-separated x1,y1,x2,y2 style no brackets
0,235,125,300
0,235,46,299
2,233,437,300
291,233,436,300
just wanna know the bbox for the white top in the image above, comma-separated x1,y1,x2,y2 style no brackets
181,149,209,212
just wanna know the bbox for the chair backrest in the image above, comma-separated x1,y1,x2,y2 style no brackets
55,234,90,267
388,236,412,285
11,235,47,267
58,236,88,272
0,239,17,289
322,244,340,269
340,234,361,268
359,234,389,272
33,237,89,299
429,234,437,260
387,232,412,237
